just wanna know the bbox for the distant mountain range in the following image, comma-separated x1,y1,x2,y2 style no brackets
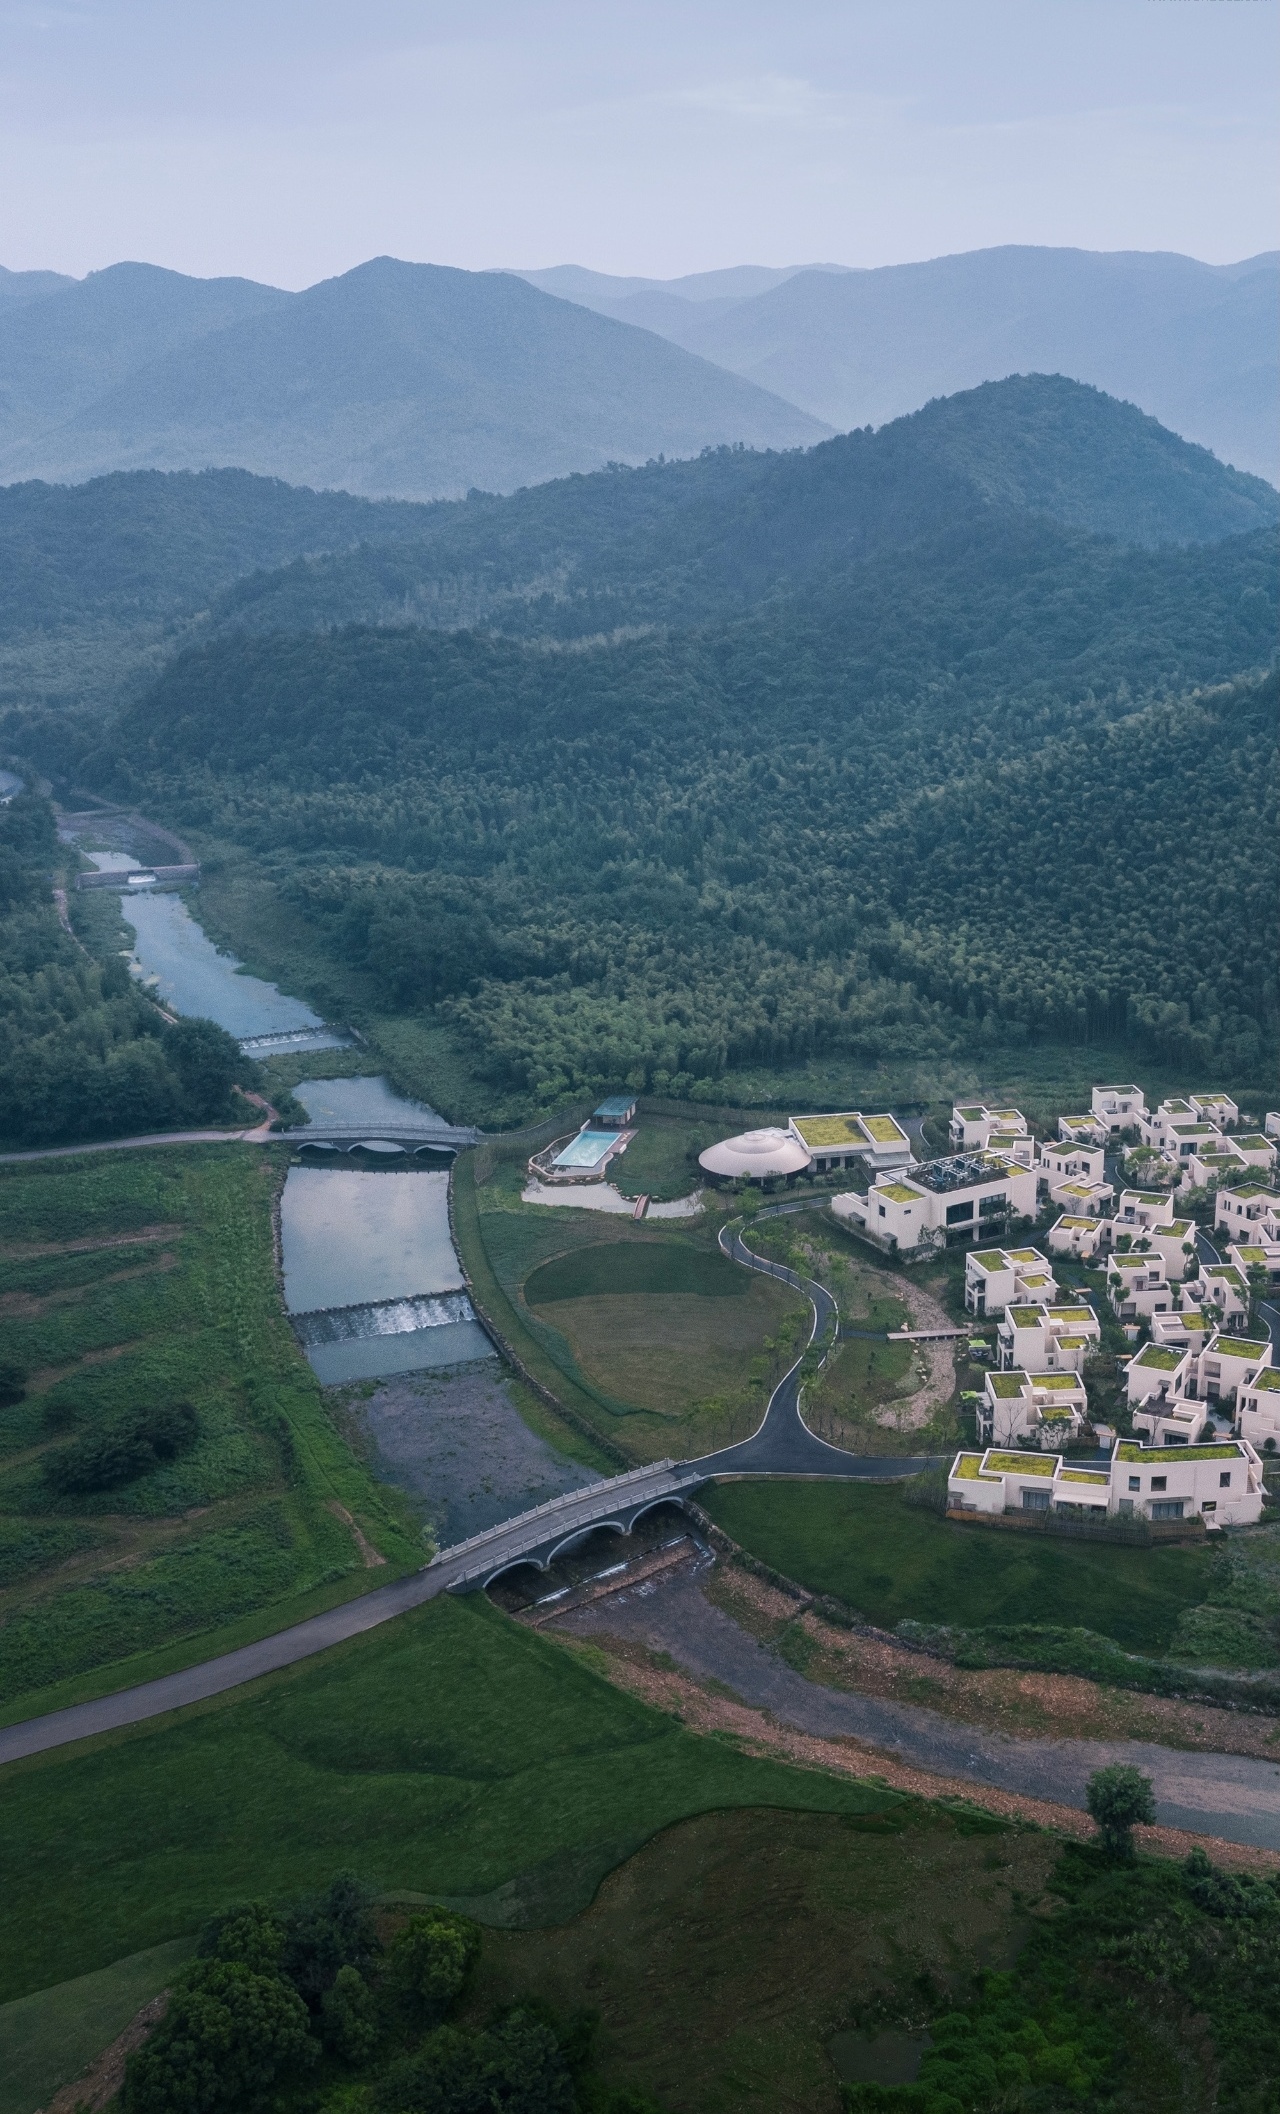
0,246,1275,500
0,259,826,501
517,247,1280,485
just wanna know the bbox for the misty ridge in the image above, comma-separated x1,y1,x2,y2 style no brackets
0,243,1276,499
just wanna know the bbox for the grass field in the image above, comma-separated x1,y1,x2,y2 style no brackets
456,1155,807,1460
607,1115,707,1202
704,1481,1216,1654
0,1595,916,2010
524,1240,745,1303
465,1806,1054,2114
0,1147,422,1717
0,1936,196,2114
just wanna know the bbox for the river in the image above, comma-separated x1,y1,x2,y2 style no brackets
80,857,492,1385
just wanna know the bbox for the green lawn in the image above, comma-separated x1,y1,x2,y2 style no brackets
0,1596,908,2008
525,1239,745,1303
455,1154,803,1461
704,1481,1215,1655
0,1147,422,1716
0,1937,196,2114
609,1116,706,1202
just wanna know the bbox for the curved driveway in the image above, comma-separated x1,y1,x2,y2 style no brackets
697,1204,940,1480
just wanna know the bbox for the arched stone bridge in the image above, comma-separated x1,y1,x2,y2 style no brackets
283,1120,482,1154
438,1460,707,1592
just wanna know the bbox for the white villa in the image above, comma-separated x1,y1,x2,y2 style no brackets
979,1368,1088,1447
836,1150,1038,1255
787,1111,913,1173
1047,1215,1106,1262
964,1244,1057,1317
996,1301,1099,1373
1239,1367,1280,1451
950,1438,1264,1527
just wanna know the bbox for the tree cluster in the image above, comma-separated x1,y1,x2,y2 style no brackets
0,793,261,1147
125,1872,660,2114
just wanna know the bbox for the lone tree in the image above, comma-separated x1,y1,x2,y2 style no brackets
1086,1764,1156,1858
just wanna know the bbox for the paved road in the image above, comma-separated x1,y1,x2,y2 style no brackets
0,1568,453,1765
0,1463,709,1765
696,1208,940,1481
562,1566,1280,1851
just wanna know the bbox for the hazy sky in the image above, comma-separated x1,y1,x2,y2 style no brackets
0,0,1275,287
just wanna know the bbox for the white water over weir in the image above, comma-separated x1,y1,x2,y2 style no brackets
77,850,491,1387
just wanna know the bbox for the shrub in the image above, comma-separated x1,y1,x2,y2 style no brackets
385,1909,480,2027
43,1400,198,1495
123,1958,316,2113
196,1901,286,1977
321,1964,380,2063
376,2012,574,2114
1086,1764,1156,1859
279,1872,380,2009
0,1361,26,1408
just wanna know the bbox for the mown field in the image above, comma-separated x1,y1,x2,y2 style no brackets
0,1594,918,2009
0,1146,421,1721
454,1143,809,1462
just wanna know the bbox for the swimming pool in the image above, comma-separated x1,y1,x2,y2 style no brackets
551,1129,622,1170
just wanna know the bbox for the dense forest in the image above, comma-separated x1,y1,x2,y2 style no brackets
212,375,1280,641
99,519,1277,1109
0,791,257,1145
1,375,1276,1131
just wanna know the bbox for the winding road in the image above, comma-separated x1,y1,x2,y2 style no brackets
695,1202,940,1480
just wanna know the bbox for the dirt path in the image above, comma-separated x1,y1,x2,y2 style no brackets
709,1564,1280,1762
555,1561,1280,1853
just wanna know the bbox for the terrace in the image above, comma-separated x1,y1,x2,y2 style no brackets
914,1153,1009,1194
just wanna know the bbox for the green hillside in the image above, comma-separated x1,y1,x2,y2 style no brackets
211,374,1280,641
95,518,1277,1113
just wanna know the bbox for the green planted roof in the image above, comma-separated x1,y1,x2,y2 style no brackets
1132,1345,1182,1369
1116,1441,1240,1464
1207,1336,1269,1359
989,1372,1030,1398
952,1453,990,1480
986,1450,1056,1476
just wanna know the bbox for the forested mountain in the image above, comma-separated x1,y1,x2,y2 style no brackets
0,470,422,635
0,263,288,455
212,376,1280,641
2,374,1274,1131
527,246,1280,484
0,258,826,499
95,512,1278,1114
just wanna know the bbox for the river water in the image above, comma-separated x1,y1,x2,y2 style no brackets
100,869,492,1385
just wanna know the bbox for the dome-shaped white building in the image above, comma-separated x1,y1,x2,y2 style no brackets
698,1127,812,1185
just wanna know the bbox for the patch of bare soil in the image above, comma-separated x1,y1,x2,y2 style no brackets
874,1275,958,1432
568,1627,1278,1877
0,1223,183,1263
327,1500,387,1567
40,1991,168,2114
709,1564,1280,1762
0,1252,179,1318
